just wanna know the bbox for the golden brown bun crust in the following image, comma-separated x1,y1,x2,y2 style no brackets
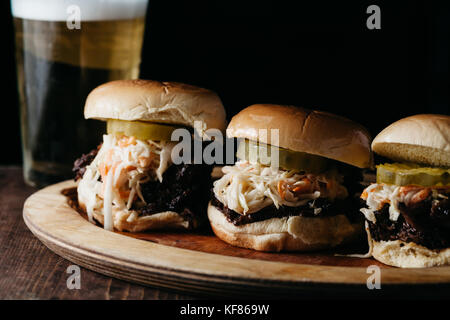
226,104,373,168
372,240,450,268
372,114,450,167
84,79,227,136
207,202,363,252
78,199,193,232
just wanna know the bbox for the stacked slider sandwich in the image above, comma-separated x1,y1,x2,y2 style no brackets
74,80,227,232
360,114,450,268
208,104,373,251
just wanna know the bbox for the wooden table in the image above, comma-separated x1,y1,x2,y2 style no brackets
0,166,194,300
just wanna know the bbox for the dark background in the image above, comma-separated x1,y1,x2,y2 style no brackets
2,0,449,165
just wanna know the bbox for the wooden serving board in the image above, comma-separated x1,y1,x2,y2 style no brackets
23,180,450,298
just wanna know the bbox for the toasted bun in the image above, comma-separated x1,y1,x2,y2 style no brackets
78,198,193,232
372,240,450,268
372,114,450,167
207,202,363,252
84,79,227,137
226,104,373,168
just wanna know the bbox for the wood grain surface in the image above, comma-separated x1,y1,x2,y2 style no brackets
22,178,450,298
62,186,385,268
0,167,193,300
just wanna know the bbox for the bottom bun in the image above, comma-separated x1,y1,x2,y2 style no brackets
372,240,450,268
79,200,192,232
207,202,363,252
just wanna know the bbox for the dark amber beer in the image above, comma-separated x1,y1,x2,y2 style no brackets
12,0,148,187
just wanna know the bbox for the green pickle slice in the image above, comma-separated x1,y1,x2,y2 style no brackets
107,119,182,141
236,140,329,173
376,163,450,187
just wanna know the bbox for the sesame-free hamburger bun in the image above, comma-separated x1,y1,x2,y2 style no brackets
77,80,227,232
360,114,450,268
209,104,372,252
372,114,450,167
84,79,227,137
226,104,373,168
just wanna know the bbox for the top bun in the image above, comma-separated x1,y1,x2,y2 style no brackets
84,80,227,137
227,104,373,168
372,114,450,167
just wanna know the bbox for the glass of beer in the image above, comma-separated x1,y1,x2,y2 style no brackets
11,0,148,187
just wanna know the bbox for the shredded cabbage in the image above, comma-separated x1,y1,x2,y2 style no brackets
213,160,348,215
360,183,448,223
77,134,175,230
360,184,399,223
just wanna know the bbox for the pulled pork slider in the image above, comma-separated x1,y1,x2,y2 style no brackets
74,79,226,232
360,114,450,268
208,104,373,252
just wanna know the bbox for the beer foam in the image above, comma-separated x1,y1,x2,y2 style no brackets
11,0,148,21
